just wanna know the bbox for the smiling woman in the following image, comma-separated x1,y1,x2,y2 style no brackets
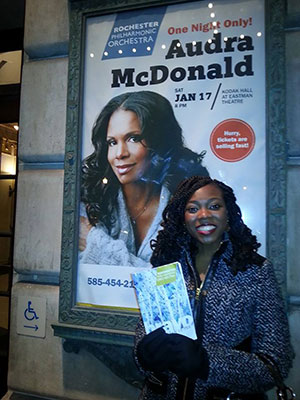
79,90,209,268
134,176,293,399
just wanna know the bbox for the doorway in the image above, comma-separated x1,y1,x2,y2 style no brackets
0,50,21,397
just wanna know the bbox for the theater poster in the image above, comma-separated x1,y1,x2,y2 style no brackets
77,0,265,310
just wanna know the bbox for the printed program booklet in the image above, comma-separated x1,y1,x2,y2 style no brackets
132,262,197,340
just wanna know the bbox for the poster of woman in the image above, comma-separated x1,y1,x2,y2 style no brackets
76,0,266,310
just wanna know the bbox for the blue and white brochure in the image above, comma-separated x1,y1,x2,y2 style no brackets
132,262,197,339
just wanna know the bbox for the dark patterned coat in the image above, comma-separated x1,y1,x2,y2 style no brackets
134,238,293,399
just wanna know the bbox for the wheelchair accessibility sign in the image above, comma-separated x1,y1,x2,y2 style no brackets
17,296,46,338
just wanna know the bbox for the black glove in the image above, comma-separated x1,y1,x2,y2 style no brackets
137,328,209,379
137,327,174,372
165,334,209,379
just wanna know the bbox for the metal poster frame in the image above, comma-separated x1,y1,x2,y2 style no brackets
53,0,287,350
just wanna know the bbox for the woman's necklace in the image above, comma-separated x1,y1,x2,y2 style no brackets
130,197,151,224
131,205,147,224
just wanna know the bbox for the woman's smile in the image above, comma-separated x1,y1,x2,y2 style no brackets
106,108,149,185
115,163,136,175
196,223,217,235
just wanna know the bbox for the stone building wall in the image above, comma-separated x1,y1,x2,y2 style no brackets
5,0,300,398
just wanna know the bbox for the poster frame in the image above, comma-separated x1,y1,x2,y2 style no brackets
55,0,287,343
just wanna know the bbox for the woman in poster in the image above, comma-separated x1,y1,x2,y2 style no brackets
134,176,293,399
79,90,209,267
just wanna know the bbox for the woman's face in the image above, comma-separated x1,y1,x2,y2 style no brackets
184,184,228,248
106,108,149,185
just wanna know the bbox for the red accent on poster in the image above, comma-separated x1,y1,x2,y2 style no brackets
210,118,255,162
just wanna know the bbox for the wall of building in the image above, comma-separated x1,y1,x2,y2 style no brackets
5,0,300,398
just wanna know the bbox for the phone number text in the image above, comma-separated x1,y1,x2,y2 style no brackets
87,277,134,288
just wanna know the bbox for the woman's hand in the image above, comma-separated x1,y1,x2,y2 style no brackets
137,328,209,379
79,216,92,252
166,334,209,379
137,328,173,373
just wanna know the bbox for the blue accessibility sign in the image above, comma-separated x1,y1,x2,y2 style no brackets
17,295,46,338
24,300,39,321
